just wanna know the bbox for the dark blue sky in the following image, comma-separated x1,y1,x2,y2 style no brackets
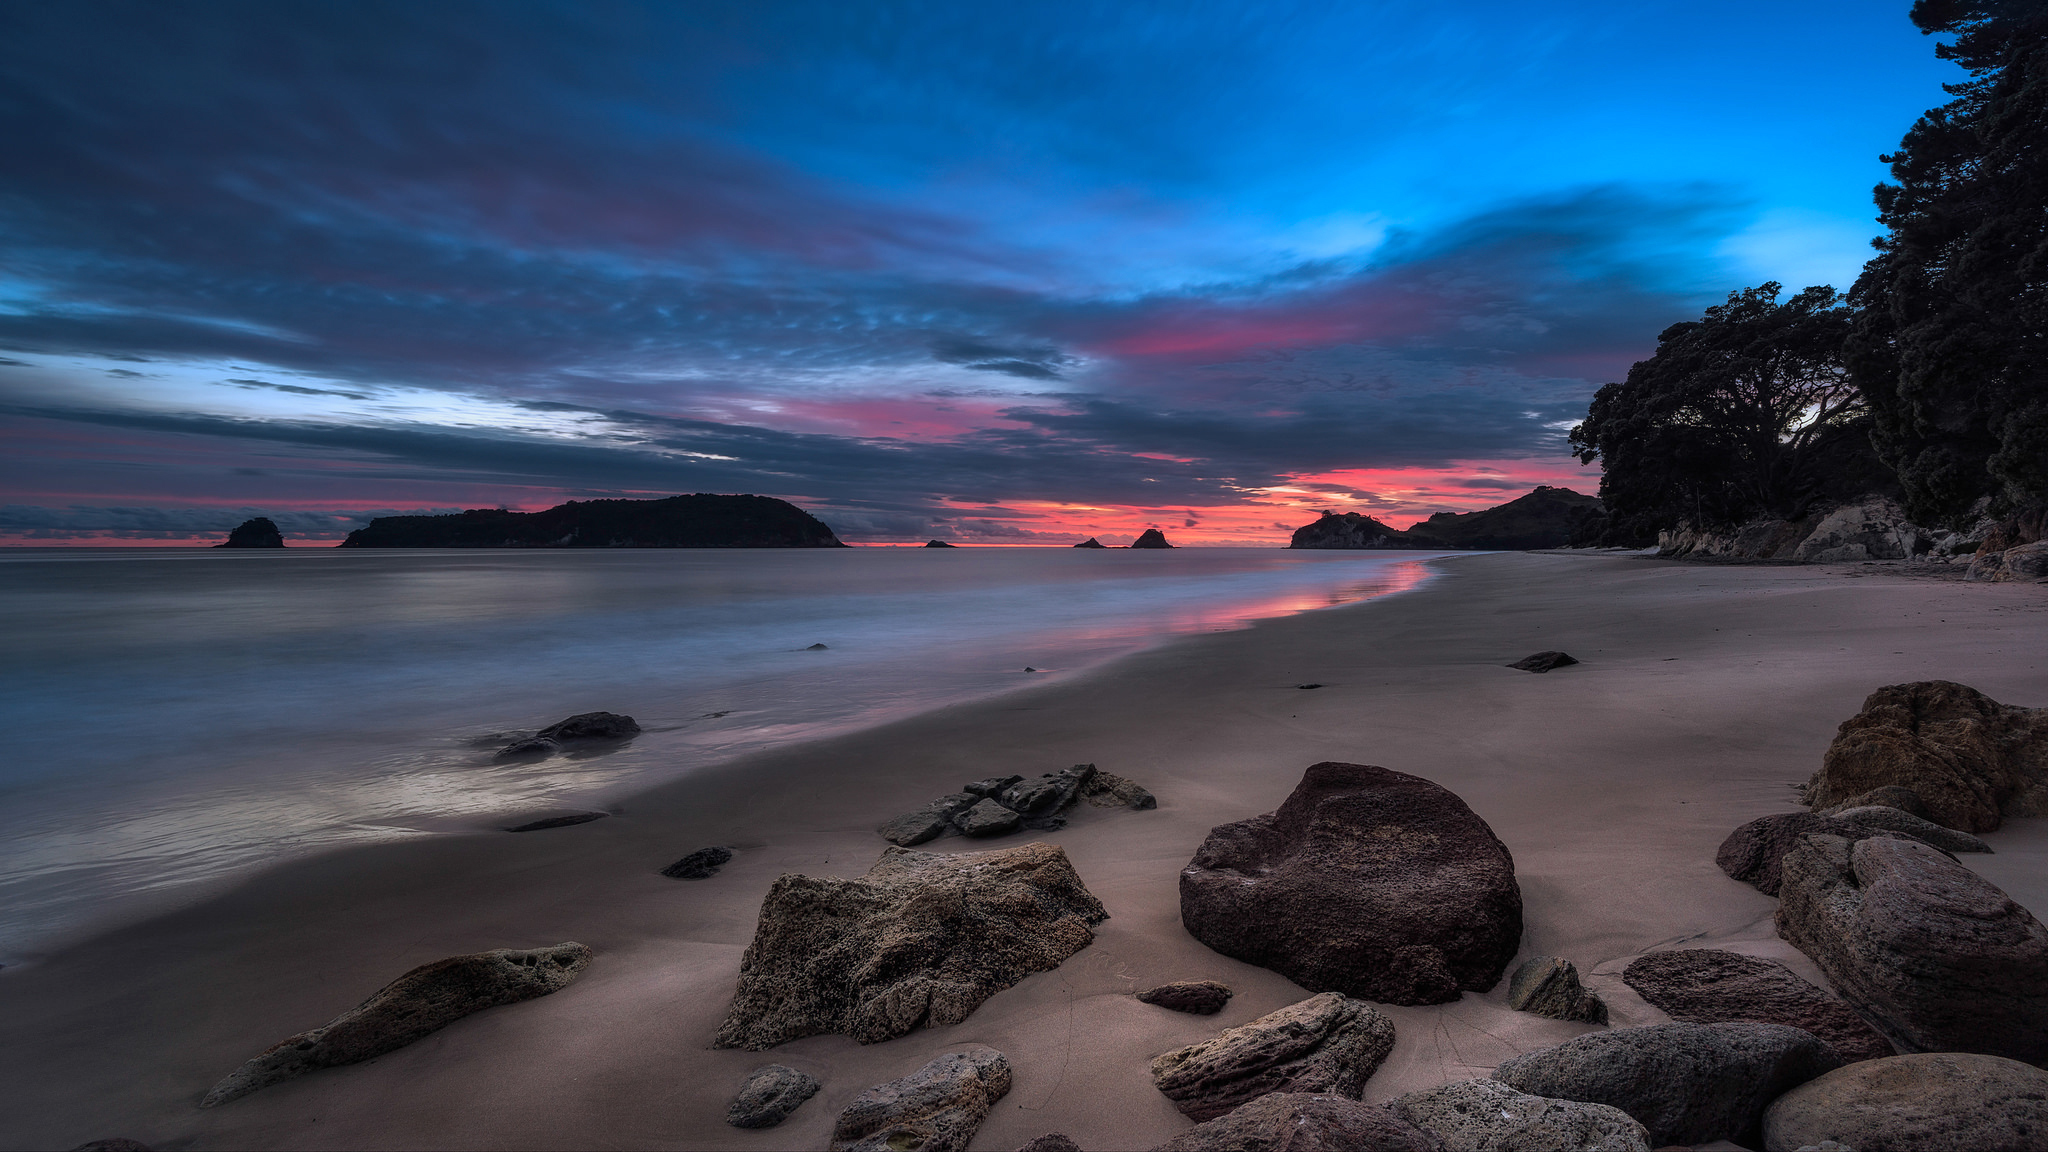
0,1,1957,543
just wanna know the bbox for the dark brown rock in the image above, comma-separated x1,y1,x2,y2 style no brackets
505,811,607,832
1505,956,1607,1024
1081,768,1156,809
201,942,593,1107
1774,832,2048,1063
1507,651,1578,672
662,845,734,879
1150,992,1397,1122
1620,949,1892,1063
954,797,1024,837
1763,1052,2048,1152
1803,681,2048,832
1137,980,1232,1015
726,1063,820,1128
1148,1093,1440,1152
830,1047,1011,1152
1714,812,1924,896
1179,762,1522,1005
713,842,1106,1050
496,710,640,760
1015,1136,1081,1152
1815,785,1928,819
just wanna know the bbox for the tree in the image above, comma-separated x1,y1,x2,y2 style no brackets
1848,0,2048,524
1569,283,1871,544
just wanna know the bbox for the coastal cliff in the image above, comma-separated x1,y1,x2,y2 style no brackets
1290,486,1600,550
340,494,845,548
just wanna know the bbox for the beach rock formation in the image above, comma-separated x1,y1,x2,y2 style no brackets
1148,1093,1439,1152
829,1047,1011,1152
726,1064,820,1128
341,493,846,548
1620,949,1892,1063
1802,680,2048,832
1137,979,1232,1015
1762,1052,2048,1152
214,517,284,548
1505,955,1607,1023
875,765,1154,846
1014,1136,1081,1152
1829,804,1992,852
1969,539,2048,582
1389,1078,1649,1152
1774,832,2048,1063
505,812,607,832
1150,992,1397,1122
1714,812,1925,896
201,942,593,1107
923,540,955,548
1289,511,1421,549
955,797,1024,837
1073,537,1106,548
1506,650,1578,673
496,711,641,760
1130,528,1174,548
1082,770,1156,809
713,842,1107,1050
1490,1021,1840,1149
662,845,734,879
1816,784,1928,818
1791,497,1927,562
1179,761,1522,1005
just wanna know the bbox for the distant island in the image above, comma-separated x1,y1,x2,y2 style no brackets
339,494,845,548
215,517,286,548
1290,486,1602,550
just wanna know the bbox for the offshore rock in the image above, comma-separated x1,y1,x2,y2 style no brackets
1763,1052,2048,1152
201,943,592,1107
1714,812,1925,896
1830,804,1991,853
1179,762,1522,1004
1802,680,2048,833
1390,1077,1649,1152
1072,537,1107,548
1491,1021,1840,1148
923,540,956,548
831,1047,1011,1152
496,711,641,760
714,842,1106,1050
661,845,734,879
1774,832,2048,1063
1150,992,1397,1122
1136,979,1232,1015
1149,1093,1439,1152
1130,528,1174,548
214,516,284,548
341,493,846,548
1506,956,1608,1023
725,1063,820,1128
1620,949,1892,1063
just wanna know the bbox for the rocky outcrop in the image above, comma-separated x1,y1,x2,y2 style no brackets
214,517,284,548
1620,950,1892,1063
876,765,1154,846
1181,763,1521,1004
714,842,1106,1050
1505,956,1607,1023
726,1064,820,1128
1657,496,1934,562
1290,511,1434,549
829,1047,1011,1152
1830,804,1991,853
1390,1078,1649,1152
1150,993,1397,1122
923,540,956,548
1130,528,1174,548
1073,537,1106,548
1148,1093,1440,1152
1775,832,2048,1063
341,494,846,548
1506,651,1578,673
1491,1021,1840,1148
1763,1053,2048,1152
201,943,593,1107
1715,812,1926,896
1137,980,1232,1015
497,711,641,759
662,846,734,879
1403,486,1605,550
1970,539,2048,582
1802,681,2048,832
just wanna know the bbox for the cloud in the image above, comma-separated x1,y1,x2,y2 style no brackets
225,378,374,400
929,338,1071,380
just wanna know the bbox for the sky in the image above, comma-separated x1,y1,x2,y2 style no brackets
0,0,1961,545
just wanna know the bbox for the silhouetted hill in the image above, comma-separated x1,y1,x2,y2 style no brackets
1289,487,1601,550
339,494,845,548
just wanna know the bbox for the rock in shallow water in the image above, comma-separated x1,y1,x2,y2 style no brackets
1621,949,1893,1064
1136,980,1232,1015
201,942,593,1107
1389,1077,1649,1152
1150,992,1396,1122
661,845,734,879
1148,1093,1439,1152
830,1047,1011,1152
1506,955,1607,1023
726,1063,820,1128
1763,1052,2048,1152
496,711,640,759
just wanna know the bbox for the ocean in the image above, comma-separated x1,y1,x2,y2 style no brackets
0,545,1439,959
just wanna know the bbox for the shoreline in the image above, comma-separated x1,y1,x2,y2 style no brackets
4,551,2045,1150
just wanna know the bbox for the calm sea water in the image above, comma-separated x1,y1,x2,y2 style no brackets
0,546,1439,958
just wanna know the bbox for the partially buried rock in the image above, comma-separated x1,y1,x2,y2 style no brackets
726,1063,820,1129
1714,811,1924,896
1148,1094,1438,1152
1014,1137,1080,1152
1390,1077,1649,1152
830,1047,1010,1152
878,793,979,847
1763,1052,2048,1152
714,842,1106,1049
1830,804,1992,853
1507,650,1578,673
496,710,640,759
201,942,593,1107
877,765,1153,846
506,811,607,832
1179,761,1522,1005
1136,980,1231,1015
954,797,1024,837
1802,680,2048,832
1490,1021,1841,1149
1775,832,2048,1064
1081,767,1156,809
1816,784,1928,819
661,845,734,879
1506,956,1607,1024
1151,992,1396,1122
1621,949,1893,1063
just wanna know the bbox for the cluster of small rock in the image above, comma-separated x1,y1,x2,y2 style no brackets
1657,493,2048,580
876,763,1155,847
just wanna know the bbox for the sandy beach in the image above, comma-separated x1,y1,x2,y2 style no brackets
5,550,2046,1152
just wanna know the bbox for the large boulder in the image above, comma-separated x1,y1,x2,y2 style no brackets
1490,1021,1841,1148
713,842,1107,1050
201,942,592,1107
1150,992,1397,1122
829,1047,1011,1152
1763,1052,2048,1152
1620,950,1892,1063
1714,812,1925,896
1802,681,2048,832
1774,832,2048,1064
1968,539,2048,582
1179,762,1522,1005
1389,1078,1649,1152
1505,956,1607,1024
1148,1093,1440,1152
1829,805,1991,853
1790,497,1924,562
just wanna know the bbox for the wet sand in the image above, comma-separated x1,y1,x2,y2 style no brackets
4,551,2045,1151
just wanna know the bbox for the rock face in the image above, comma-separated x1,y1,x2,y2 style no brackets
714,842,1107,1050
1492,1022,1840,1148
1774,832,2048,1064
1506,956,1607,1024
1291,487,1601,550
1150,993,1397,1122
1714,812,1925,896
1073,537,1107,548
1763,1052,2048,1152
201,943,593,1107
1968,539,2048,582
1137,980,1232,1015
1506,651,1578,673
830,1047,1011,1152
1389,1078,1650,1152
1620,949,1893,1063
214,517,284,548
1149,1093,1440,1152
876,765,1154,846
1180,762,1522,1005
1830,804,1992,853
497,711,641,759
726,1064,821,1128
662,846,734,879
1130,528,1174,548
1803,680,2048,832
1289,511,1420,549
341,493,846,548
1792,497,1926,562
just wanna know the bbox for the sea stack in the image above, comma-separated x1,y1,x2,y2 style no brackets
1130,528,1174,548
1073,537,1107,548
923,539,956,548
215,517,285,548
